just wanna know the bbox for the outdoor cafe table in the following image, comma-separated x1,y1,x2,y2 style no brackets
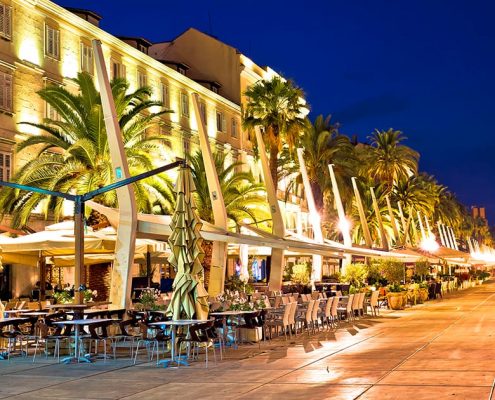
52,318,115,364
148,319,207,367
210,310,254,348
47,304,88,319
0,317,28,360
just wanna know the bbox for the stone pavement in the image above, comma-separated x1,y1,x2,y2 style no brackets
1,282,495,399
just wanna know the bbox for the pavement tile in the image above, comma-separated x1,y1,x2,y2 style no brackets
359,385,491,400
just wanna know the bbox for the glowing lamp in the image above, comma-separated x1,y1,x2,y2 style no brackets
338,217,351,233
420,234,439,252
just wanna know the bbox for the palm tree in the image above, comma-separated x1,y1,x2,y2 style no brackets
366,128,419,189
189,150,269,231
349,179,393,246
298,115,356,213
242,76,308,186
0,72,174,227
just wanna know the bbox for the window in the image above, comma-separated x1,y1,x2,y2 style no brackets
45,25,60,59
199,100,207,125
137,70,147,88
111,59,125,80
137,43,148,54
0,71,12,112
211,86,218,94
180,92,189,117
80,43,93,74
231,118,238,138
0,151,11,180
216,111,226,132
0,3,12,40
177,66,186,75
160,83,169,107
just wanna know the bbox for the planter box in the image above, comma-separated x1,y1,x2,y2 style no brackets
238,327,262,343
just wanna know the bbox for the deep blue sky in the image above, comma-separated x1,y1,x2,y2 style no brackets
57,0,495,220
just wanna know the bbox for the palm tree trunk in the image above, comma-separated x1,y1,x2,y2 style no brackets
269,145,278,190
310,181,324,213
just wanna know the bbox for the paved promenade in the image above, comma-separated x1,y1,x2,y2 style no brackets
1,282,495,399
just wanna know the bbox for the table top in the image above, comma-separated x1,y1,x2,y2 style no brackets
148,319,209,327
210,310,254,316
19,312,48,317
47,304,89,310
52,318,115,326
3,310,24,314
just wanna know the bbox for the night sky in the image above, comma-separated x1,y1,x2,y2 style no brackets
56,0,495,220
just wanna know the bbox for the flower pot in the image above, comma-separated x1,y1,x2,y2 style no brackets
387,292,406,310
419,288,429,302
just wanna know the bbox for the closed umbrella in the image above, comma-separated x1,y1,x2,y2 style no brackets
167,166,208,320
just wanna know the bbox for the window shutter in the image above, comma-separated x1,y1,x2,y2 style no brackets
4,5,11,39
54,29,60,59
5,73,12,111
0,73,4,109
4,153,10,180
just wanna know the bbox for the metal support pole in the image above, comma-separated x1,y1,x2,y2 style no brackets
73,196,85,304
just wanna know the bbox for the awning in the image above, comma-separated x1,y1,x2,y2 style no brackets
88,201,344,259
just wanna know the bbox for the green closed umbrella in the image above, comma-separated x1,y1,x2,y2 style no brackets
167,166,208,320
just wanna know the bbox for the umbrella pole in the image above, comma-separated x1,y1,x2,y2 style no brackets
39,252,46,301
74,196,85,304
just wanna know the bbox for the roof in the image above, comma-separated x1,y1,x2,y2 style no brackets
117,36,153,47
64,7,103,22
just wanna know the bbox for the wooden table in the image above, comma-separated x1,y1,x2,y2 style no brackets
148,319,207,367
52,318,114,363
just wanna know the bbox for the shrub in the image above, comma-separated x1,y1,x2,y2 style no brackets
291,263,311,286
374,258,405,284
342,263,367,288
415,259,430,279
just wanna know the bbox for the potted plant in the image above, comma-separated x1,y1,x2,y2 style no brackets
387,283,407,310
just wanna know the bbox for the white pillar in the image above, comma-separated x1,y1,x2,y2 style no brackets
328,164,352,271
370,187,389,251
437,221,446,247
351,177,372,248
296,148,323,281
386,196,400,241
93,40,137,309
192,94,228,296
254,127,286,290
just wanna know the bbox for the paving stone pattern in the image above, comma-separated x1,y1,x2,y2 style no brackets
1,282,495,399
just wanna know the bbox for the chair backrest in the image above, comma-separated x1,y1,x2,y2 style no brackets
292,293,300,302
288,302,297,325
331,296,339,317
359,293,366,309
346,295,354,312
305,300,315,322
311,292,319,300
274,296,282,308
324,297,333,318
34,321,50,339
336,290,342,297
282,303,291,326
16,301,26,310
312,299,320,321
370,291,379,307
281,296,289,305
322,292,328,299
352,293,360,310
